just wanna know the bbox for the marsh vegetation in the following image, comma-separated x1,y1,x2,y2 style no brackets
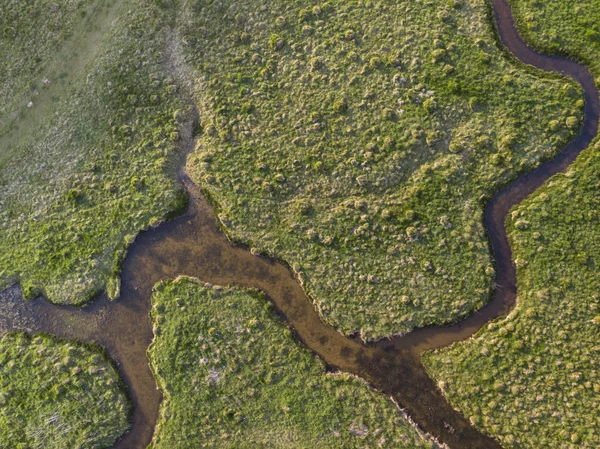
0,333,129,449
183,0,582,339
509,0,600,79
148,277,438,448
1,1,598,448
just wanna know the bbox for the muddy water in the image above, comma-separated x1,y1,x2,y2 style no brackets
1,177,501,449
1,1,598,448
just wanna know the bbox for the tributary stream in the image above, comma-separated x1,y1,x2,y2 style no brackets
1,1,598,448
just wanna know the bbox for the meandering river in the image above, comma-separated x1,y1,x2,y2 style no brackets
1,1,598,448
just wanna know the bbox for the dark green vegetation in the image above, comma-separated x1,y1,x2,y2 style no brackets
148,277,437,448
0,333,129,449
424,2,600,447
183,0,582,339
0,0,187,304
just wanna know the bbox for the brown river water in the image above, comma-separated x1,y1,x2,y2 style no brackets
1,1,598,448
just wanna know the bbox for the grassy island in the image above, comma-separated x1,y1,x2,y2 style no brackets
149,277,437,448
0,332,129,449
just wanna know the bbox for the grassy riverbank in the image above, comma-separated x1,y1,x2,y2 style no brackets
0,333,129,448
508,0,600,79
424,141,600,448
183,0,581,339
0,0,187,305
148,277,437,448
424,2,600,448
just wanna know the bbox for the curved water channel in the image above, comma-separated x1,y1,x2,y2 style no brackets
1,1,599,448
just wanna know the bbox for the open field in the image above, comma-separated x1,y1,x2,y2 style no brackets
183,0,582,339
0,0,187,305
424,2,600,448
148,277,438,448
0,332,129,449
0,0,94,121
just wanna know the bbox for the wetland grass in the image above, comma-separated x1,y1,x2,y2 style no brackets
424,2,600,444
424,141,600,448
148,277,438,448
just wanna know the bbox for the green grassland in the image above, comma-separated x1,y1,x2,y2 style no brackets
509,0,600,79
0,332,129,449
0,0,94,120
0,0,188,304
183,0,582,339
1,1,597,446
423,140,600,448
423,2,600,448
148,277,437,449
0,0,587,338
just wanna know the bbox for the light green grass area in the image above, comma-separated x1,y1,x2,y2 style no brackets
148,277,437,448
0,0,188,304
423,2,600,448
183,0,582,339
0,332,129,449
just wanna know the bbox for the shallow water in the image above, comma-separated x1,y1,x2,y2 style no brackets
1,1,598,448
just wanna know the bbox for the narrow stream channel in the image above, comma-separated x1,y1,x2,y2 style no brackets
1,1,598,448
